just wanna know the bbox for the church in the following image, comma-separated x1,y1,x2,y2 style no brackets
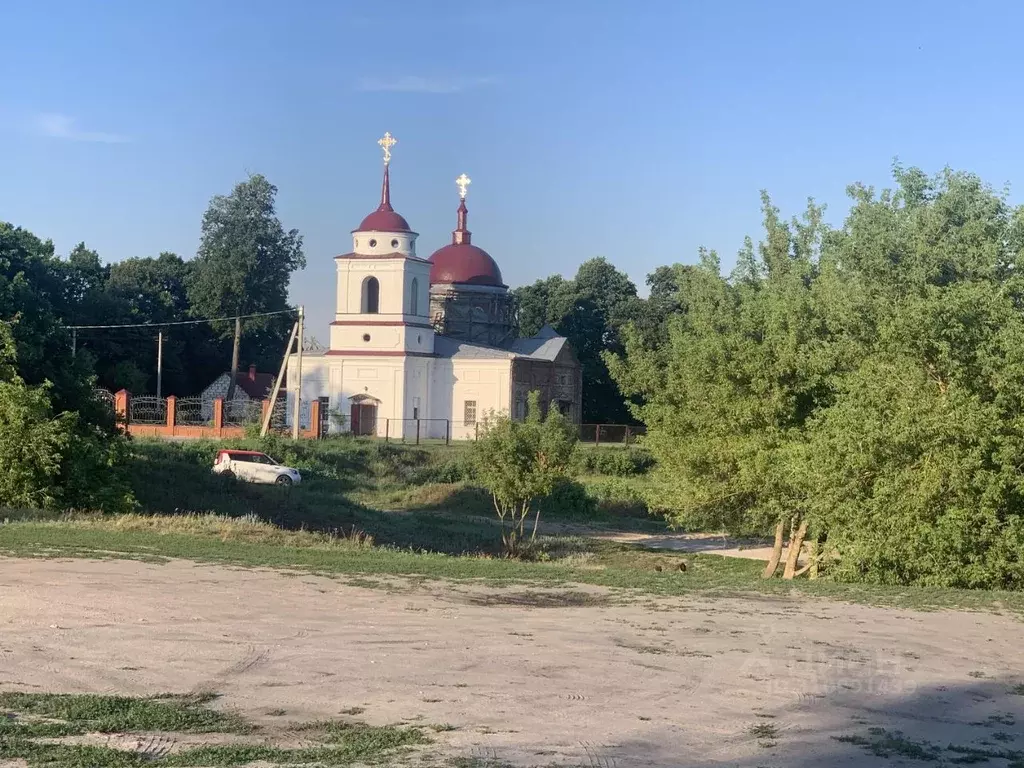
288,133,582,440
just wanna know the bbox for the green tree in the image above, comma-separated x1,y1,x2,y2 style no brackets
609,196,831,579
187,174,305,401
513,258,639,423
611,166,1024,589
473,391,577,557
0,323,131,512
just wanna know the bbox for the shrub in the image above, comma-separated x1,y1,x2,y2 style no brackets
0,326,131,512
545,479,598,518
473,392,578,557
571,447,654,476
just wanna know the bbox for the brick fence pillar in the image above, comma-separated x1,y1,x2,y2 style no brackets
213,398,224,438
165,395,176,436
309,399,321,440
115,390,130,427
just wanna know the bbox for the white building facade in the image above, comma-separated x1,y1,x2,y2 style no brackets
289,135,581,440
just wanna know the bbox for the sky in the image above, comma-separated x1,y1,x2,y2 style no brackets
3,0,1024,336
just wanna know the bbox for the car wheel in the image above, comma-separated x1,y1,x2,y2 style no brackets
275,475,292,486
222,470,235,480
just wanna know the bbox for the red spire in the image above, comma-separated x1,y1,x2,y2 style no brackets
378,164,393,211
452,198,471,245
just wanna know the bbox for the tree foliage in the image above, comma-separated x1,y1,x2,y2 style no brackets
473,391,578,557
610,166,1024,589
187,174,305,400
513,258,639,423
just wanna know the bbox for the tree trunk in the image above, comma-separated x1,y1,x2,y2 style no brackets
225,316,242,402
783,520,809,580
762,520,785,579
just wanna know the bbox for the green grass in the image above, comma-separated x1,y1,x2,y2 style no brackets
0,692,249,737
3,438,1023,614
0,692,427,768
835,728,1024,764
2,513,1024,613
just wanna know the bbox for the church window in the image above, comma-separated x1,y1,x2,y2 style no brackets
369,238,377,248
410,277,419,315
391,238,399,248
464,400,477,425
362,276,380,314
363,333,371,342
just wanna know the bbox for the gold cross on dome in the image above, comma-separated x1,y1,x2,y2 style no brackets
377,132,397,165
456,173,471,199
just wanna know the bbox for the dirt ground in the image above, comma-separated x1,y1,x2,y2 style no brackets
1,557,1022,767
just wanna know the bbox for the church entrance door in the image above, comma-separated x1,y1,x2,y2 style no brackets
350,403,377,436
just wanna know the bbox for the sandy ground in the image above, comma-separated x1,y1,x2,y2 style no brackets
599,531,794,562
1,558,1022,767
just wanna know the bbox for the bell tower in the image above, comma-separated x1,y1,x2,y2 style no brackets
330,132,434,356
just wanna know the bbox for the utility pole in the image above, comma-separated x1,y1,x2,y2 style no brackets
156,331,164,399
260,321,298,438
71,327,77,358
292,306,304,439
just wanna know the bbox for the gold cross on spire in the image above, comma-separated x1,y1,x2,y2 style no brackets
455,173,471,200
377,132,397,165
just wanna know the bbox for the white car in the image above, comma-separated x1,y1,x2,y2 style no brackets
212,449,302,486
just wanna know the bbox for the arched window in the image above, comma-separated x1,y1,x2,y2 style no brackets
362,276,380,314
410,277,419,315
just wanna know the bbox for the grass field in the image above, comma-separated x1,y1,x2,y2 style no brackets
2,437,1023,615
0,692,429,767
2,511,1023,614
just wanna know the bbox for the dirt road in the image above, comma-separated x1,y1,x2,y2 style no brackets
1,557,1021,767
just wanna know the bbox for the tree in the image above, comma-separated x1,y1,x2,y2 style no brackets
610,166,1024,589
187,174,305,401
609,196,831,580
473,391,577,557
512,258,639,423
0,319,131,512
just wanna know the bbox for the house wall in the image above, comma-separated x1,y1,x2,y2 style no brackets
511,354,583,424
290,353,409,438
448,358,512,440
290,352,514,440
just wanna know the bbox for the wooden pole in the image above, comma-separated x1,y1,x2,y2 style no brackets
156,331,164,399
260,320,298,438
292,306,304,439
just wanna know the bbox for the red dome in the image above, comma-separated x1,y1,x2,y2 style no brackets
353,163,413,233
357,209,411,232
429,196,504,286
429,243,504,286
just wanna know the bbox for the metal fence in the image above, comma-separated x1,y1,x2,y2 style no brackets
93,389,115,412
130,396,167,425
224,399,262,428
579,423,645,445
319,418,643,445
175,396,209,426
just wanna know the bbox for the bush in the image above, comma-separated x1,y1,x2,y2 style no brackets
473,392,578,556
571,447,655,476
0,327,131,512
544,479,598,519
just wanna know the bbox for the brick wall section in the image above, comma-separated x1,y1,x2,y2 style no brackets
116,390,321,440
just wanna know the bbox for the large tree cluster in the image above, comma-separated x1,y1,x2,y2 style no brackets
0,174,303,510
609,166,1024,590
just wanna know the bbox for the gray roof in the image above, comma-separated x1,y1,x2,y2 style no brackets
434,325,569,362
433,336,515,360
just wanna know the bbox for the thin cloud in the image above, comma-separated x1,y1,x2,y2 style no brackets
355,75,496,94
33,113,130,144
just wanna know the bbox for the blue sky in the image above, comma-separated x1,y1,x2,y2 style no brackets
3,0,1024,336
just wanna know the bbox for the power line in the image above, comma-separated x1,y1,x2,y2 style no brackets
67,308,297,331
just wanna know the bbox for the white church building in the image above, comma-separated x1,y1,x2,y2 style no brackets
288,133,582,440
